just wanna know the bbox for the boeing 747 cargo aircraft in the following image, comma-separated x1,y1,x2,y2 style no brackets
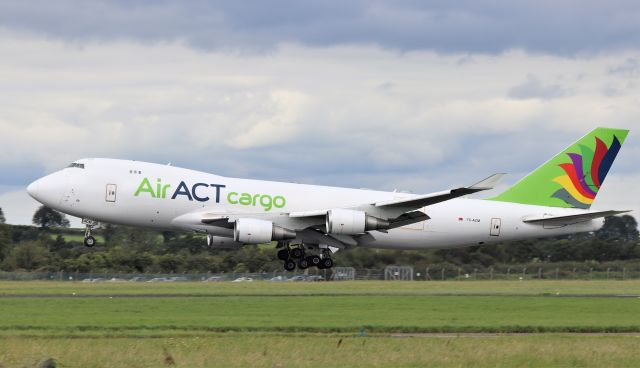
27,127,629,270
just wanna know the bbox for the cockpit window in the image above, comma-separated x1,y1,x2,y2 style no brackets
67,162,85,169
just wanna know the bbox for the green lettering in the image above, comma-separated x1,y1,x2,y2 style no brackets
273,196,286,208
134,178,156,198
226,190,286,210
260,195,273,211
162,184,171,199
239,193,252,205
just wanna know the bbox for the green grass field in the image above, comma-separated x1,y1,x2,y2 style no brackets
1,280,639,367
49,233,106,243
2,279,639,296
2,334,640,368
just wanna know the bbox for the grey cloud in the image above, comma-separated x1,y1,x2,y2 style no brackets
376,82,396,94
609,58,640,77
601,84,622,97
508,75,570,100
1,1,640,54
456,54,476,65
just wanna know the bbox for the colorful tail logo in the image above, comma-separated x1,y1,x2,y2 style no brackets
552,135,622,209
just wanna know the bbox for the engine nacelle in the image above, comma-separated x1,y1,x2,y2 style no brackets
206,234,242,249
326,209,390,235
233,218,297,244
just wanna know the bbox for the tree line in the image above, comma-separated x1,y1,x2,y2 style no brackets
0,205,638,274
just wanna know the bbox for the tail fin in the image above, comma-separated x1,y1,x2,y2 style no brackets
490,127,629,209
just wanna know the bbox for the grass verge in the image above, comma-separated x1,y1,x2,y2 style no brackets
1,334,640,367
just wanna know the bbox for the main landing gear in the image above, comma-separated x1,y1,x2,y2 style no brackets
277,243,334,271
82,219,98,247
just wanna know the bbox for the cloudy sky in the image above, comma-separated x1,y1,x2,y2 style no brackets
0,1,638,226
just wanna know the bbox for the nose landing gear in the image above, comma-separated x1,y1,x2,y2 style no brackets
84,234,96,247
82,219,99,248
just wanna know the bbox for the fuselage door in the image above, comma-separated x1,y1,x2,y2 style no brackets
106,184,117,202
490,218,501,236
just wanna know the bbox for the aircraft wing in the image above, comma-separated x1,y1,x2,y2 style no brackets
522,210,630,226
289,173,505,220
190,173,503,248
373,173,505,209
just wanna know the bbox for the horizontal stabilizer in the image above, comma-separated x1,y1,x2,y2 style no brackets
523,210,630,225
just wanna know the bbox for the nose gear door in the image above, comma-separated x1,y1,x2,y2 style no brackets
105,184,117,202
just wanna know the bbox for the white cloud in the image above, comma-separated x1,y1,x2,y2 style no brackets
0,35,638,226
226,89,311,149
508,74,571,100
591,174,640,222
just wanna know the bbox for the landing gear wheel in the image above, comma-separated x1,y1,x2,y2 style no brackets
277,249,290,260
308,255,321,267
284,259,296,271
290,247,304,259
321,258,333,269
82,219,98,248
84,236,96,248
297,258,309,270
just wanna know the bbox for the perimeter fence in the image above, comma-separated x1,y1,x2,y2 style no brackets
2,263,640,282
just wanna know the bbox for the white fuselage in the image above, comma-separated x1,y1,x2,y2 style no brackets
27,158,602,250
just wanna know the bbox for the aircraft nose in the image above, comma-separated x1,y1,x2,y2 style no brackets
26,172,68,207
27,179,40,199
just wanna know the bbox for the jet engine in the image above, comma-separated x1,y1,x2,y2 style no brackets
326,209,390,235
233,218,296,244
206,234,242,249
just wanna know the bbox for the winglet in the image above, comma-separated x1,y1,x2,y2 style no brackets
470,173,506,190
